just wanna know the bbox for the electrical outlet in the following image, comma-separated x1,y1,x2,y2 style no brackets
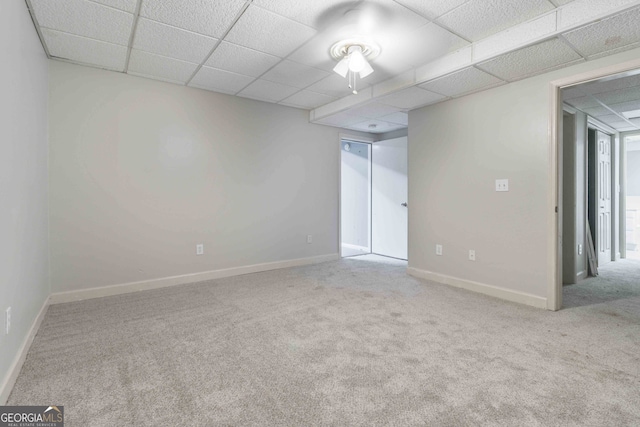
469,250,476,261
436,244,443,256
307,235,313,244
495,179,509,192
578,244,583,255
196,244,204,255
5,307,11,335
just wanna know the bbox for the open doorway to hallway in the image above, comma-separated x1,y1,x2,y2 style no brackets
340,136,408,261
560,70,640,308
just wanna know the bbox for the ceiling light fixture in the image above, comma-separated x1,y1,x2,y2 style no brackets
331,38,380,95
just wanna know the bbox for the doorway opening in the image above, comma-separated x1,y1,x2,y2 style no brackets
556,65,640,309
340,139,371,258
340,136,408,261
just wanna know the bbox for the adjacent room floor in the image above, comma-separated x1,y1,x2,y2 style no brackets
8,255,640,426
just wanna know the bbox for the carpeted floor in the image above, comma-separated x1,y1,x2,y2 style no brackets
8,255,640,426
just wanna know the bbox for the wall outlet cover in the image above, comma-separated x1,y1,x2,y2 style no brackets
196,244,204,255
436,244,443,256
495,179,509,192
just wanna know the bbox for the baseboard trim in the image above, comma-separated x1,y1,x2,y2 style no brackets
407,267,547,309
0,297,50,405
50,254,340,304
576,270,587,281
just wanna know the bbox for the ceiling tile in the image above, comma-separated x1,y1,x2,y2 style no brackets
128,50,198,83
140,0,247,38
579,74,640,94
608,100,640,114
348,119,405,133
225,6,316,58
189,67,255,94
387,23,469,68
563,6,640,57
393,0,470,19
286,34,338,73
565,96,601,110
42,28,127,71
437,0,555,42
91,0,138,13
31,0,133,46
279,90,336,109
559,0,636,30
378,86,447,109
252,0,349,28
379,111,409,125
477,38,582,81
261,60,329,89
306,74,368,98
594,85,640,106
561,86,585,100
366,0,429,30
237,79,300,102
205,42,280,77
587,40,640,61
133,18,217,64
581,105,612,117
596,114,629,126
419,67,504,97
348,102,402,119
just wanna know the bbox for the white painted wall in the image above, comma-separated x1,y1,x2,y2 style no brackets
0,0,50,401
48,61,341,293
341,141,371,251
408,46,640,302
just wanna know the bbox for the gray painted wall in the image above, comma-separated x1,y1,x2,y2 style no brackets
49,61,341,293
408,46,640,300
562,112,577,284
0,0,50,399
562,110,588,283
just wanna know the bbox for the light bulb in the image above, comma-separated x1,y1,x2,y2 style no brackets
347,46,366,73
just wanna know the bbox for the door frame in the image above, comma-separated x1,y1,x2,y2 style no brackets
338,133,374,258
550,57,640,311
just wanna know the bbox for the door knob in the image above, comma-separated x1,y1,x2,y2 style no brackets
401,202,408,207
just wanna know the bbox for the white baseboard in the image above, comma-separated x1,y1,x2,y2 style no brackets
407,267,547,309
0,297,50,405
50,254,339,304
576,270,587,281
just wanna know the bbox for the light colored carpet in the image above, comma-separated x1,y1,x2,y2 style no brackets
8,255,640,426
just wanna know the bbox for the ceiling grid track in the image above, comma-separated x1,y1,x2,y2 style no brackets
24,0,51,59
123,0,143,73
557,33,588,60
590,94,640,130
185,1,253,87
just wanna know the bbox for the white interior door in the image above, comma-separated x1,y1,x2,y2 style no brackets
372,137,408,259
597,131,612,265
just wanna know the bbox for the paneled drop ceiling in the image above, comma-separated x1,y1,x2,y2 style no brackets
563,72,640,132
26,0,640,133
